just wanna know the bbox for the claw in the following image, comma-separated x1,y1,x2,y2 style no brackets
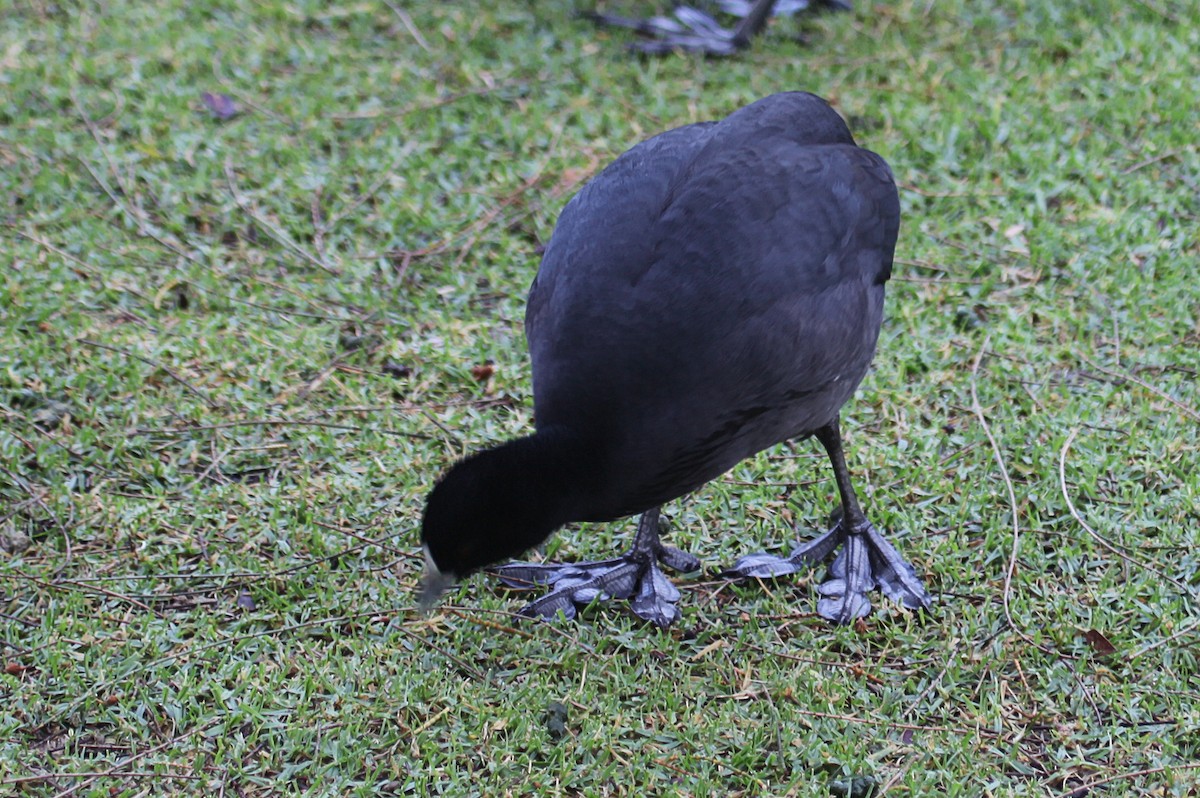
723,519,931,623
816,532,875,623
658,545,702,573
721,522,842,579
489,509,696,626
817,591,873,622
492,558,625,589
630,566,683,627
863,525,932,610
723,550,805,579
501,559,688,626
519,588,579,622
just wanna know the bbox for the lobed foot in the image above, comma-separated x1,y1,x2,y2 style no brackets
724,519,931,624
490,509,700,628
587,0,850,57
586,6,747,56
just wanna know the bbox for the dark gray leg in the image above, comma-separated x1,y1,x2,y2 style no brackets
729,0,778,49
491,507,701,628
724,417,932,623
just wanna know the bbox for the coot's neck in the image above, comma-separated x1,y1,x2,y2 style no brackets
424,423,606,575
448,424,603,569
489,425,597,529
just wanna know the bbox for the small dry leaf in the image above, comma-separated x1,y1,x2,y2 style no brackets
5,662,28,675
471,363,495,382
1083,629,1116,656
201,91,240,120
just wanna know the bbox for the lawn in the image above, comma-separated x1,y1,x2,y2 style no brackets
2,0,1198,795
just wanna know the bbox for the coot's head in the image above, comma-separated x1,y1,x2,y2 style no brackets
418,442,562,608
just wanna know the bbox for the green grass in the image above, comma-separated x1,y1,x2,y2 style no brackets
2,0,1198,794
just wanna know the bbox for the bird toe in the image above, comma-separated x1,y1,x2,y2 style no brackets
722,551,805,579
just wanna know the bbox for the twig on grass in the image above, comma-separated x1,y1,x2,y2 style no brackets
876,756,916,796
5,772,201,789
0,718,222,798
776,702,1008,741
0,611,38,631
329,81,525,122
74,155,198,266
224,158,340,275
899,181,1006,198
69,92,210,270
384,1,432,52
311,187,327,263
970,340,1022,629
419,408,460,444
77,338,219,409
324,142,421,233
1058,427,1194,598
447,123,593,272
450,163,549,271
1,465,76,564
69,89,133,199
445,606,596,654
12,223,347,325
47,738,210,798
56,609,492,718
134,417,432,441
1054,761,1200,798
1126,0,1182,25
969,338,1063,658
313,518,411,559
1084,358,1200,424
9,228,149,299
6,569,167,620
99,543,416,603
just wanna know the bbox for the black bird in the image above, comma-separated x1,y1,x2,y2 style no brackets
420,92,931,627
588,0,850,57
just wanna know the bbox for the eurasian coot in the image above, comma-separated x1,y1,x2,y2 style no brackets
421,92,931,627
